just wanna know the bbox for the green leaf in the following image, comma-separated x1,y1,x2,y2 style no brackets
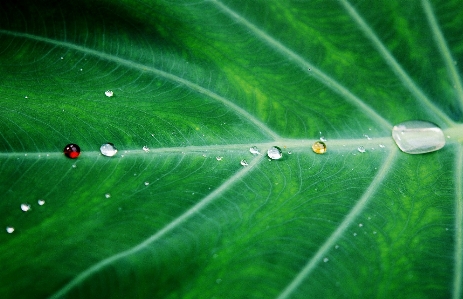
1,0,462,298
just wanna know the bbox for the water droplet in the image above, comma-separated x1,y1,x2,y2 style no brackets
142,146,150,153
100,143,117,157
105,193,111,199
60,56,64,60
105,90,114,97
21,203,31,212
359,223,363,227
63,144,80,159
216,156,223,161
335,245,339,249
319,136,327,142
357,146,366,153
363,134,372,140
353,233,357,236
373,231,377,234
287,151,292,155
267,146,283,160
379,144,385,148
249,146,260,155
38,199,45,206
72,164,77,168
240,159,248,166
392,120,445,154
144,181,150,186
312,141,327,154
323,257,329,263
6,227,14,234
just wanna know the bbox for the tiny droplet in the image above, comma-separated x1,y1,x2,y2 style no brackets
320,136,327,142
105,90,114,97
240,160,248,166
357,146,366,153
144,181,150,186
379,144,385,148
38,199,45,206
216,156,223,161
6,227,14,233
21,203,31,212
267,146,283,160
323,257,329,263
63,144,81,159
100,143,118,157
392,120,445,154
249,146,260,155
142,146,150,153
359,223,363,227
312,141,327,154
105,193,111,199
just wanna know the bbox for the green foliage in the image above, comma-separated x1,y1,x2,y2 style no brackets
0,0,462,298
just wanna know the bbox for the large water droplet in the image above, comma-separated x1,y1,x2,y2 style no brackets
267,146,283,160
312,141,327,154
392,120,445,154
100,143,118,157
63,143,80,159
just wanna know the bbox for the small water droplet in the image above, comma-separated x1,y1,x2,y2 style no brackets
373,231,377,234
60,56,64,60
287,151,292,155
335,245,339,249
323,257,329,263
312,141,327,154
142,146,150,153
359,223,363,227
249,146,260,155
105,90,114,97
105,193,111,199
240,159,248,166
21,203,31,212
357,146,366,153
392,120,445,154
72,164,77,168
202,154,207,158
144,181,150,186
100,143,117,157
216,156,223,161
6,227,14,234
320,136,327,142
363,134,372,140
38,199,45,206
64,144,80,159
379,144,385,148
79,68,83,71
267,146,283,160
353,233,357,236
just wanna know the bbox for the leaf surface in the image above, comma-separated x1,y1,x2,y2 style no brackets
1,0,463,298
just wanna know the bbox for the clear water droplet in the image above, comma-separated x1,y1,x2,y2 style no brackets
105,193,111,199
323,257,329,263
6,227,14,234
312,141,327,154
100,143,117,157
249,146,260,155
105,90,114,97
21,203,31,212
72,164,77,168
357,146,366,153
216,156,223,161
335,245,339,249
240,159,248,166
353,233,357,236
144,181,150,186
142,146,150,153
267,146,283,160
287,151,292,155
392,120,445,154
363,134,372,140
359,223,363,227
38,199,45,206
320,136,327,142
379,144,385,148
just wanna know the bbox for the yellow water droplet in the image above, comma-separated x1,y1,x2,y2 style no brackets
312,141,327,154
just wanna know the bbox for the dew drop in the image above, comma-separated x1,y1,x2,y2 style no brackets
267,146,283,160
142,146,150,153
320,136,327,142
335,245,339,249
100,143,117,157
249,146,260,155
312,141,327,154
363,134,372,140
287,151,292,155
379,144,385,148
6,227,14,234
21,203,31,212
72,164,77,168
240,159,248,166
392,120,445,154
359,223,363,227
105,90,114,97
357,146,366,153
63,144,80,159
144,181,150,186
105,193,111,199
353,233,357,236
216,156,223,161
38,199,45,206
323,257,329,263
